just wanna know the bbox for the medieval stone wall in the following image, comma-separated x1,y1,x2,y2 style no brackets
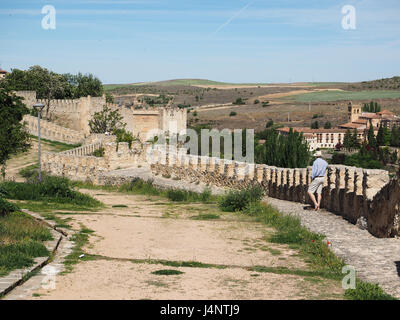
147,147,398,238
42,140,146,182
23,114,85,145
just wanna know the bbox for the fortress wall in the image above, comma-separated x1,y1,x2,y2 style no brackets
148,148,398,238
16,91,37,107
23,114,85,145
42,141,146,182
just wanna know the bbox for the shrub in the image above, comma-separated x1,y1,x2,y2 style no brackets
0,197,19,217
254,99,260,104
167,189,188,202
92,147,105,157
200,188,212,203
233,98,245,105
219,185,263,212
229,111,237,117
118,178,161,196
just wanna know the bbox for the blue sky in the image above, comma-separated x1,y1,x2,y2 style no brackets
0,0,399,84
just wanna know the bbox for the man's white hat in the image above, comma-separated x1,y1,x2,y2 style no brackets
313,150,322,157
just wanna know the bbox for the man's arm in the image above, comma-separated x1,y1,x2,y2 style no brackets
311,163,316,180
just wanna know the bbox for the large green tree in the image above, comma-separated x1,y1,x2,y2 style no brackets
89,105,125,134
1,66,104,119
0,88,31,179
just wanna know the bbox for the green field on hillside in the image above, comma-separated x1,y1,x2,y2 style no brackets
283,90,400,102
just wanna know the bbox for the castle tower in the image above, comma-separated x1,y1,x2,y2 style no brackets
348,101,361,123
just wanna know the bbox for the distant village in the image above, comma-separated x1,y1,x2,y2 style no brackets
277,102,400,151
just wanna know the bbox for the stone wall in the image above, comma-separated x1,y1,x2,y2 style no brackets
147,147,399,238
42,141,147,182
17,91,187,142
23,115,85,145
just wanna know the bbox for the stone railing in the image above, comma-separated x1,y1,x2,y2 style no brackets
42,141,146,182
60,142,102,156
147,147,399,238
23,115,85,145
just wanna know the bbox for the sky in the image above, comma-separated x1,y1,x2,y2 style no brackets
0,0,399,84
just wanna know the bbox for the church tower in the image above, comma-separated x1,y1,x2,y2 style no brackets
348,102,361,123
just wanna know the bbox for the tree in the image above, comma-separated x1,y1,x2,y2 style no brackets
311,121,319,129
1,66,105,120
0,88,31,179
89,106,125,134
255,128,310,168
376,123,385,146
343,129,352,150
390,125,400,147
367,120,377,148
105,92,115,104
351,129,360,149
324,121,332,129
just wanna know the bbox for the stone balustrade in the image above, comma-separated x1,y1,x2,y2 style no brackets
148,148,398,238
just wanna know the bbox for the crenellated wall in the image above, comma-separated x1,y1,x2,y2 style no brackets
23,114,85,145
16,91,187,142
147,147,398,238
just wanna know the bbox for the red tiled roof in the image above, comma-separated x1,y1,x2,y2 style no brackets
378,110,394,115
339,122,366,129
277,127,347,134
361,113,380,119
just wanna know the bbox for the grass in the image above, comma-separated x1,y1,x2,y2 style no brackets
29,135,81,152
75,178,216,204
62,226,95,274
344,280,397,300
282,90,400,102
0,211,53,277
0,176,102,208
151,269,184,276
190,213,220,220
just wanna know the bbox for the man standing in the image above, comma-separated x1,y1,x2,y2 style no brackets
307,150,328,211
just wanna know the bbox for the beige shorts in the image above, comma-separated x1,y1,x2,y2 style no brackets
308,177,325,194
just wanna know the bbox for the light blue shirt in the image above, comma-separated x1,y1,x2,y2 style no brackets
311,158,328,180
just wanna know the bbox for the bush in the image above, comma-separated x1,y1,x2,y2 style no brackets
229,111,237,117
92,147,105,157
167,189,189,202
0,197,19,217
219,185,263,212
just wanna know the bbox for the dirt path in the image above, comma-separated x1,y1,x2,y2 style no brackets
3,188,345,300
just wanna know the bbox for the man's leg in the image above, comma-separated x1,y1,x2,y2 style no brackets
316,193,322,210
307,191,318,209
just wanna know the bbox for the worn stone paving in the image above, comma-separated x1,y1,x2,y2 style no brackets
102,167,400,298
265,197,400,299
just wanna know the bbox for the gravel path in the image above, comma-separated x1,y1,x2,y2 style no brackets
102,167,400,298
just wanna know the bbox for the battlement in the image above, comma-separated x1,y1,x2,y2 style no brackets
23,114,85,144
147,147,398,238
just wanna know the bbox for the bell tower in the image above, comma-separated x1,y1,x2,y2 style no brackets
348,101,361,123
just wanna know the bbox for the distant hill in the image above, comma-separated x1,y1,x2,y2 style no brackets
347,77,400,90
103,79,271,91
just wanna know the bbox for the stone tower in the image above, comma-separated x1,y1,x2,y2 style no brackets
348,101,361,123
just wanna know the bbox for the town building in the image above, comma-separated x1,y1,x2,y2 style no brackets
0,68,8,80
